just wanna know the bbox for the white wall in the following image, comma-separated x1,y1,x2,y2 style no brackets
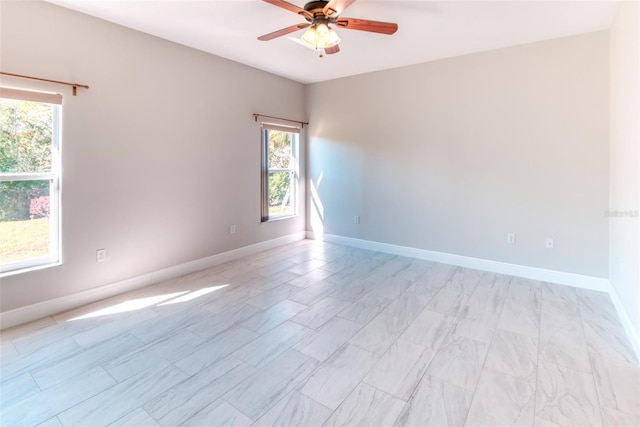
307,31,610,278
609,1,640,345
0,1,306,313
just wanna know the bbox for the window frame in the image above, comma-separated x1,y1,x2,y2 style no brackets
260,124,299,222
0,88,62,276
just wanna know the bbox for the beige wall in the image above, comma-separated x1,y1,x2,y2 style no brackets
307,31,610,278
0,1,306,313
609,1,640,342
0,1,625,319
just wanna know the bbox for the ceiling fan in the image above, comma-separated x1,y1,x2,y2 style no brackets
258,0,398,56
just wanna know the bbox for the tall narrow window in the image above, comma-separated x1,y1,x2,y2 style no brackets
0,88,61,275
261,123,299,222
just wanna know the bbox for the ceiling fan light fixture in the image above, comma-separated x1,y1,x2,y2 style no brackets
301,25,316,45
301,22,340,50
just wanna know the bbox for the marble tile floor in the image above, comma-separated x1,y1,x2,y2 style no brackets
1,240,638,427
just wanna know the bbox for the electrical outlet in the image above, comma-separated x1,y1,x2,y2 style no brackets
507,233,516,244
545,238,554,249
229,225,236,234
96,249,106,263
354,215,360,224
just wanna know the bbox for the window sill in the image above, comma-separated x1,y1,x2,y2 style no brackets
0,260,62,278
264,214,298,223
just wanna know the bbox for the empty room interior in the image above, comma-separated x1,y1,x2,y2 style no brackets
0,0,639,426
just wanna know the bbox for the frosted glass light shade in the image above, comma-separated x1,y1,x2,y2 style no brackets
302,23,340,49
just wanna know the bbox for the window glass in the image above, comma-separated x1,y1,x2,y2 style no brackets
0,93,60,274
0,99,53,173
261,127,298,221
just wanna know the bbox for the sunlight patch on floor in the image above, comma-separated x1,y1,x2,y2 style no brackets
158,285,229,306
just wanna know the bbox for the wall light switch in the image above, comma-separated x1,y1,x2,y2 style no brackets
507,233,516,244
229,225,236,234
96,249,106,263
354,215,360,224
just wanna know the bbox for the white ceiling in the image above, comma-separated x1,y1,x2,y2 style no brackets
48,0,619,84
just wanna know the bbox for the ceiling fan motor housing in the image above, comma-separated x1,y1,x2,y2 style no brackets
304,1,330,12
304,1,334,20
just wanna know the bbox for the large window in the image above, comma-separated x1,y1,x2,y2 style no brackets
261,124,299,222
0,88,61,275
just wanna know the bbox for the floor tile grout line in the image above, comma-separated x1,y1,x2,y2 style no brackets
143,354,244,425
577,288,609,425
107,407,146,427
533,279,548,424
226,349,328,424
15,365,121,425
457,272,512,427
339,381,408,425
298,341,385,418
221,395,259,423
386,273,469,407
2,340,91,386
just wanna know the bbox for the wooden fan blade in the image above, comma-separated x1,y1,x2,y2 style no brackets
335,18,398,35
262,0,312,19
324,44,340,55
323,0,357,16
258,23,310,41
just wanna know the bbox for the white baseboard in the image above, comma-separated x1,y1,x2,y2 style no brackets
5,230,638,362
309,232,640,361
310,232,609,290
0,232,306,330
605,283,640,362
